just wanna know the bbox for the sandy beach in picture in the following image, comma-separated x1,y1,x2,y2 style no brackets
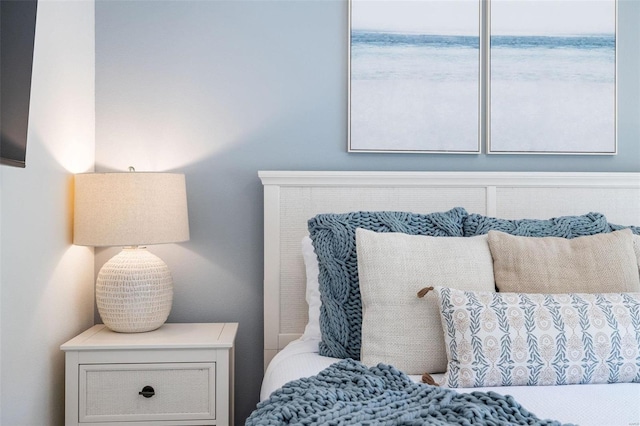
490,80,615,153
350,79,479,152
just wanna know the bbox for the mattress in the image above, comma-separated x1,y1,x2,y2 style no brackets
261,338,640,426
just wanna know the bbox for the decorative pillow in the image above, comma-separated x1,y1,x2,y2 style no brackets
300,236,321,341
356,229,494,374
610,222,640,235
463,212,612,238
634,234,640,278
308,207,468,359
488,229,640,294
433,286,640,388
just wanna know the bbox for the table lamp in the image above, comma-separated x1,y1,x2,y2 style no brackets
74,168,190,332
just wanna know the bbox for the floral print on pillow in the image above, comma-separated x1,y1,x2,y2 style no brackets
433,287,640,388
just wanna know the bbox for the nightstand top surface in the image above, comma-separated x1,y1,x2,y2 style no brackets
61,323,238,351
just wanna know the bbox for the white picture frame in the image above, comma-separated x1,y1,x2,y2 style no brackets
487,0,617,155
348,0,482,154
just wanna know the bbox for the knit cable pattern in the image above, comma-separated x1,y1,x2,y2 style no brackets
463,211,640,238
246,359,570,426
308,208,468,359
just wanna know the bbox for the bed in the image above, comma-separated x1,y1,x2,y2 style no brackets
253,171,640,425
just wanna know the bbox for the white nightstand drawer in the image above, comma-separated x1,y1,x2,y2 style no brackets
63,324,236,426
79,363,216,423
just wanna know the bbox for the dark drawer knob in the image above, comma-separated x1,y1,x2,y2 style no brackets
139,385,155,398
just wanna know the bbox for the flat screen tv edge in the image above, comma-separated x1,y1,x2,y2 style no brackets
0,0,38,168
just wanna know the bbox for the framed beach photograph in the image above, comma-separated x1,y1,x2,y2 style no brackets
488,0,617,155
348,0,481,154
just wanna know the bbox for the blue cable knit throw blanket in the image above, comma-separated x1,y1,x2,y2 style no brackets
309,208,640,360
308,208,468,359
246,359,570,426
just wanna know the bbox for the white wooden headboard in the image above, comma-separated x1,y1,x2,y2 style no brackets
259,171,640,368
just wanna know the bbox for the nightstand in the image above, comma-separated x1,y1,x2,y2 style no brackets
61,323,237,426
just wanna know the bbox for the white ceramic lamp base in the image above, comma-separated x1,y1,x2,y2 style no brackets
96,247,173,333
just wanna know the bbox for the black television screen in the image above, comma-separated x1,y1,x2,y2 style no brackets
1,0,38,168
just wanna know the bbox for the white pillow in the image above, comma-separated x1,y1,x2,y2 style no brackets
633,234,640,277
433,286,640,388
301,236,321,341
356,229,495,374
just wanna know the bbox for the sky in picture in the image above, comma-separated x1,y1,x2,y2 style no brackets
491,0,615,35
351,0,614,36
351,0,478,35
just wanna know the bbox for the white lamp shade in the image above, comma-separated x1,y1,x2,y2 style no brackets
74,172,190,247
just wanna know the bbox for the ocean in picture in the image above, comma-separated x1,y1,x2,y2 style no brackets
349,30,615,153
490,34,615,153
349,31,480,152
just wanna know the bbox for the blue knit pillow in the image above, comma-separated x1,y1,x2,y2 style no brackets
610,223,640,235
308,208,468,359
463,212,614,238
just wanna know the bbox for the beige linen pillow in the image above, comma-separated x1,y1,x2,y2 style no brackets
356,228,495,375
488,228,640,294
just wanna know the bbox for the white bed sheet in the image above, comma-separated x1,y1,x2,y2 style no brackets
261,338,640,426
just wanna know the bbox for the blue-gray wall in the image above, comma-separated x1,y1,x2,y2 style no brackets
95,0,639,423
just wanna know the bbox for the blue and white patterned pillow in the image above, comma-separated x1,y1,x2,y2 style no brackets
433,286,640,388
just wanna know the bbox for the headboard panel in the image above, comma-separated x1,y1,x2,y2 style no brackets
259,171,640,368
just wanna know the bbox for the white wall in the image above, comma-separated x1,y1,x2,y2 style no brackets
0,1,95,424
